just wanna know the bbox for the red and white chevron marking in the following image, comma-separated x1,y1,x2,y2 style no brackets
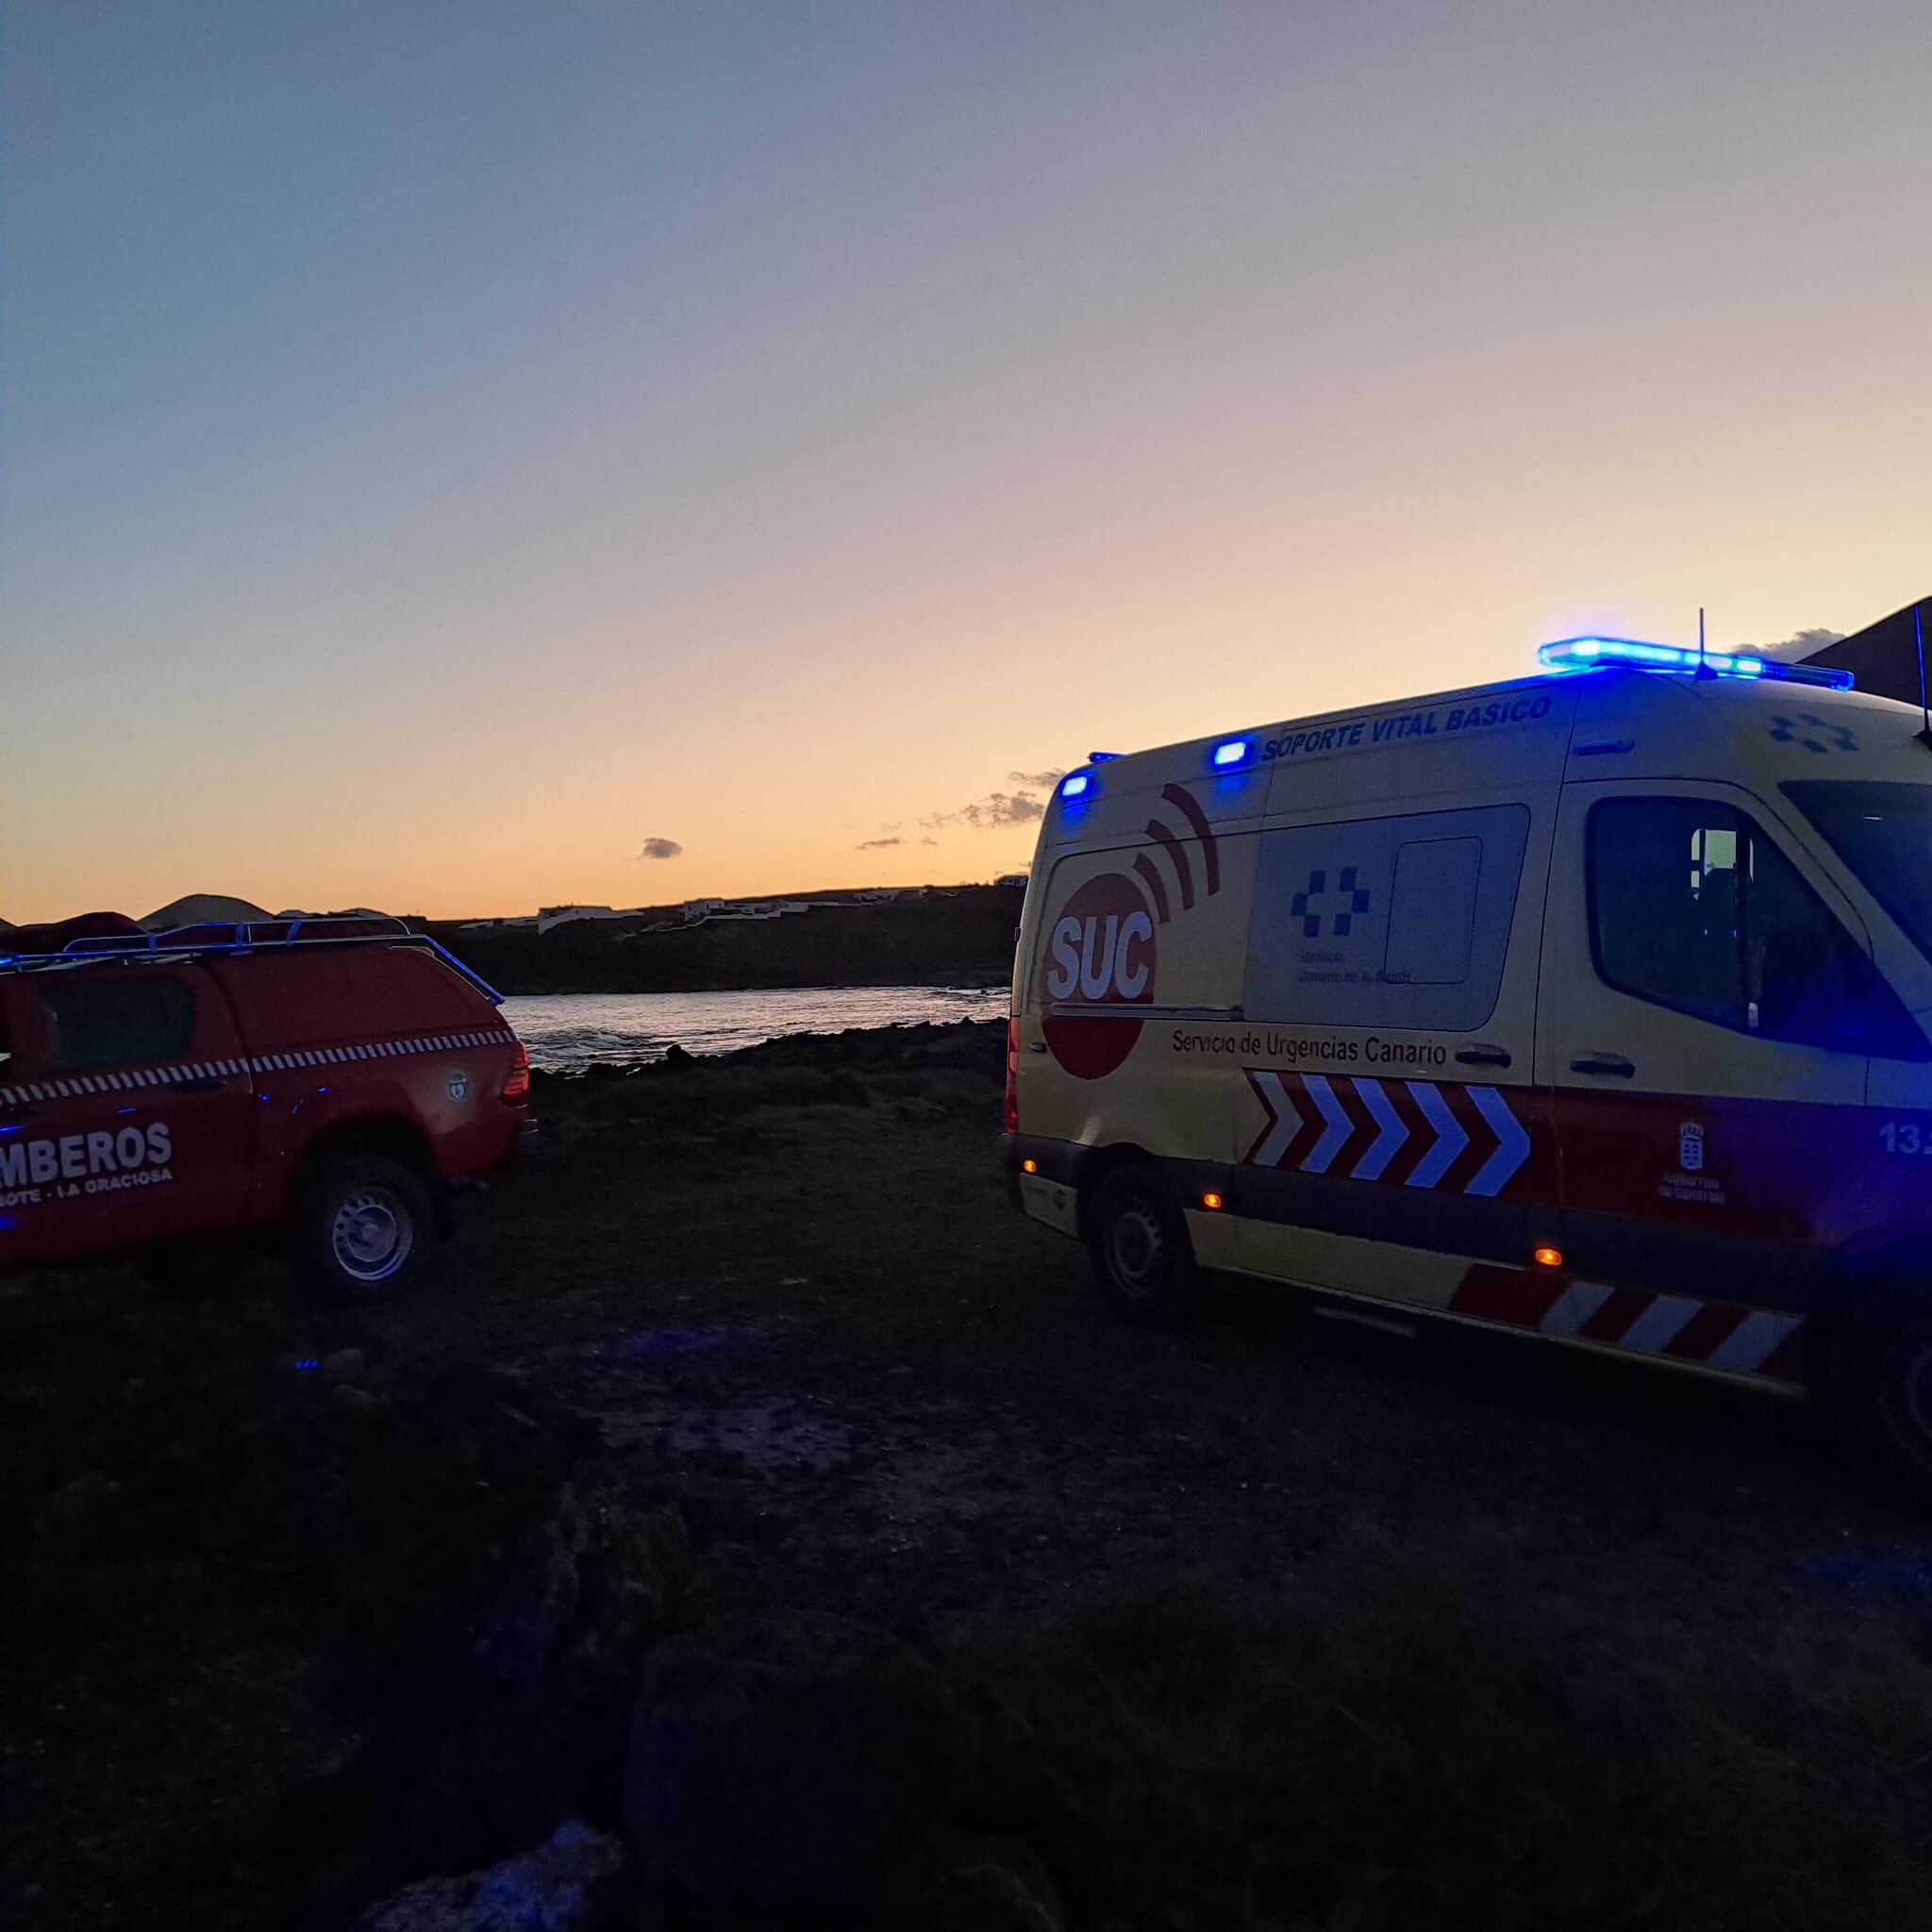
1242,1069,1531,1197
1450,1263,1805,1381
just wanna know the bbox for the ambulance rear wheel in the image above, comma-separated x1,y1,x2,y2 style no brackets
1087,1166,1197,1324
1827,1288,1932,1499
291,1153,436,1303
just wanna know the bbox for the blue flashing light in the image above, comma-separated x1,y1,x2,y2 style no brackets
1538,636,1854,691
1088,751,1122,762
1059,772,1091,799
1211,738,1251,769
294,1357,319,1372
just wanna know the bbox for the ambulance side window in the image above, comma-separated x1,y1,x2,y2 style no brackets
1246,803,1530,1029
39,976,197,1073
1587,799,1929,1059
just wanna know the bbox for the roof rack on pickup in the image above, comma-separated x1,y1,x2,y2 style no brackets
0,917,506,1006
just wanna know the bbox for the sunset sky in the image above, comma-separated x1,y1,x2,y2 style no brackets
5,1,1928,923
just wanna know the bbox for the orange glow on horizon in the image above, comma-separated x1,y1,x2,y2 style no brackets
6,7,1927,925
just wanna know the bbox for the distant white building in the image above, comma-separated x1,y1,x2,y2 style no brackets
993,874,1027,890
672,897,814,924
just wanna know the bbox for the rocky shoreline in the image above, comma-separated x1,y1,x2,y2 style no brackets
429,890,1023,998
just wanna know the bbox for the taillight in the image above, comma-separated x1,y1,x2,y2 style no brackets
1003,1017,1020,1134
501,1039,531,1106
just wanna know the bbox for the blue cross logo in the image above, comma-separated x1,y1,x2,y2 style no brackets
1291,865,1371,939
1770,713,1857,755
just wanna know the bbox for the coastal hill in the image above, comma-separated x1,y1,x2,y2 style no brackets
427,883,1024,996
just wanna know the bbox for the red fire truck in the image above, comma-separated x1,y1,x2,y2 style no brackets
0,916,529,1298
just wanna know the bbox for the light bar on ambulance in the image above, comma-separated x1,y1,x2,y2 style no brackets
1538,636,1855,691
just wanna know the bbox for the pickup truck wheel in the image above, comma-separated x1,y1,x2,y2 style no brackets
1087,1165,1197,1325
291,1154,436,1303
1824,1285,1932,1502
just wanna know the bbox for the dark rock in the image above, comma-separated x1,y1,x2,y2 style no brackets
414,1484,690,1872
31,1471,120,1537
951,1679,1057,1833
820,1069,872,1108
358,1820,629,1930
467,1483,689,1694
413,1685,632,1877
947,1678,1110,1903
625,1612,971,1911
891,1834,1065,1932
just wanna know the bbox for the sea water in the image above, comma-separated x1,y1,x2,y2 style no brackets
499,984,1008,1072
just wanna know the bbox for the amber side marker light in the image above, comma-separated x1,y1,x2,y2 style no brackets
1533,1246,1564,1269
1022,1158,1039,1174
1202,1192,1225,1211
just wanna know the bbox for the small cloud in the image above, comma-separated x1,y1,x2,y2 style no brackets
919,836,937,846
1008,768,1067,791
1743,627,1844,661
924,790,1047,831
856,836,902,850
638,837,684,860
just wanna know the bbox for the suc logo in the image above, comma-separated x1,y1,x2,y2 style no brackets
1040,872,1157,1079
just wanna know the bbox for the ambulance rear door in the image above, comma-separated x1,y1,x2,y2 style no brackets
1538,779,1899,1323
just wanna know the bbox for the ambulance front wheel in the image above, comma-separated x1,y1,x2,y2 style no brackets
1087,1165,1198,1324
1826,1288,1932,1499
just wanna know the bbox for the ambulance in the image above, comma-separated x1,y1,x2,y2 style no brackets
1004,636,1932,1488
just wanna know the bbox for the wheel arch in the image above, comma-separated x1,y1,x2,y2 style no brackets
291,1114,451,1235
1802,1224,1932,1387
1072,1141,1158,1241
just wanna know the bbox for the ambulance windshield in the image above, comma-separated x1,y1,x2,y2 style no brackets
1784,780,1932,966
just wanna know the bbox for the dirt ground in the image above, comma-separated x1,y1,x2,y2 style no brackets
8,1021,1932,1929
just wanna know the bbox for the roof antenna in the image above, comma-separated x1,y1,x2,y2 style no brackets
1697,606,1707,676
1916,599,1932,747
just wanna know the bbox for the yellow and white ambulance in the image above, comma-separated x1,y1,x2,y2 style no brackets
1005,636,1932,1486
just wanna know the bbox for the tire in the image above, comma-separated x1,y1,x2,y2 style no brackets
290,1153,438,1303
1086,1165,1198,1324
1824,1284,1932,1501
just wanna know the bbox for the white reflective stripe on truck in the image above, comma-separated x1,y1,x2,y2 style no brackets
0,1028,517,1106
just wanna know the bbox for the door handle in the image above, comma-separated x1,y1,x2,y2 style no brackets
1027,1041,1047,1054
169,1074,225,1093
1455,1044,1512,1069
1570,1053,1636,1078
